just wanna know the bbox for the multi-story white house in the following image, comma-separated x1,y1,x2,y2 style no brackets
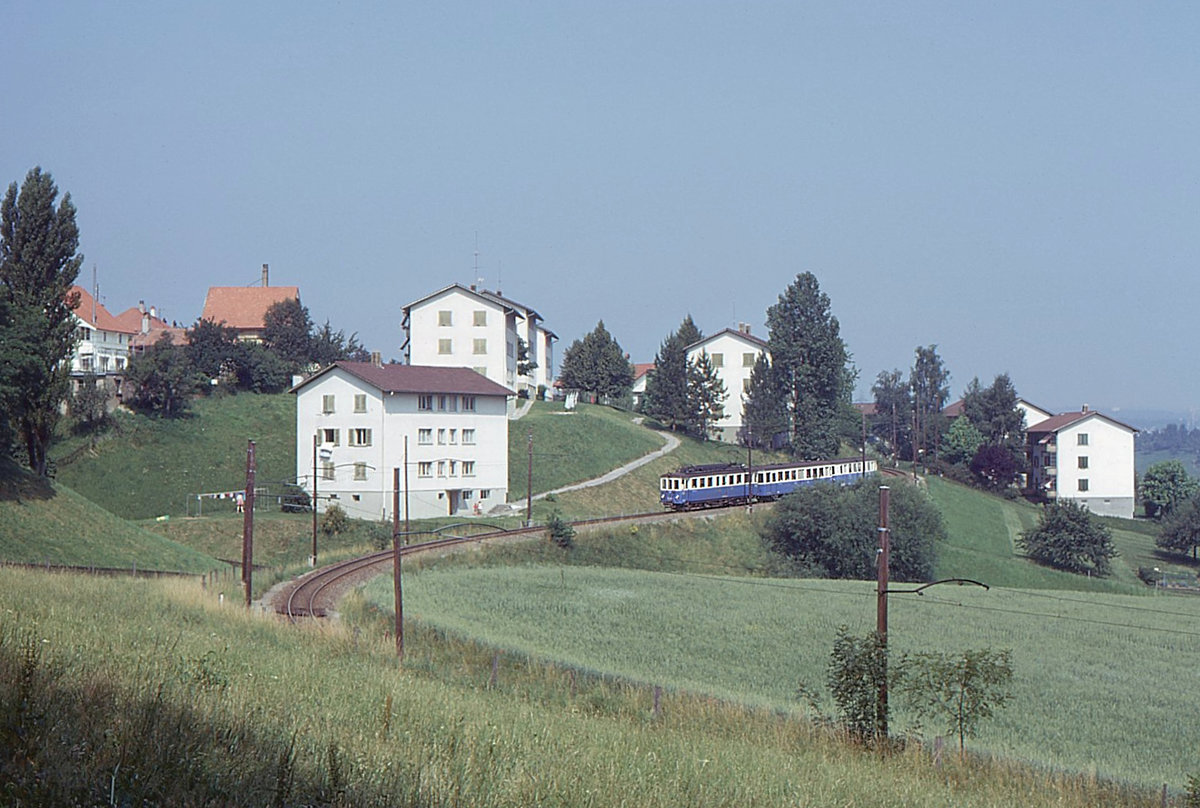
292,360,512,521
401,284,556,398
684,325,768,442
1026,405,1138,518
68,284,136,394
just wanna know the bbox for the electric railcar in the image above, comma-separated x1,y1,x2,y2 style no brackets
659,457,877,510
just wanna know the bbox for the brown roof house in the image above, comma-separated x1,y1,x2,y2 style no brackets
201,264,299,342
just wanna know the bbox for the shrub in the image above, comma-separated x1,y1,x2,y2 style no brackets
547,511,576,549
1019,500,1116,576
321,503,349,538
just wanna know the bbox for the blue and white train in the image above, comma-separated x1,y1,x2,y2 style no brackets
659,457,877,510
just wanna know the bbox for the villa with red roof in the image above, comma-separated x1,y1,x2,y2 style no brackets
1025,404,1138,518
292,359,513,522
68,285,136,392
201,264,298,342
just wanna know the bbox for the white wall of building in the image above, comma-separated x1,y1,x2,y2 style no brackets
685,329,767,442
1053,417,1136,518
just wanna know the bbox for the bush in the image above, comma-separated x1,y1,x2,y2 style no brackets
320,504,349,537
547,512,575,549
1019,500,1116,576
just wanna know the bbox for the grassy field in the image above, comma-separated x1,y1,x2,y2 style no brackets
0,567,1166,807
364,560,1200,790
52,392,297,520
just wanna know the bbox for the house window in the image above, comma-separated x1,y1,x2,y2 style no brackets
322,461,335,480
473,338,487,355
418,428,432,445
320,428,339,446
463,460,475,477
711,353,724,367
480,489,491,499
461,396,476,412
1078,478,1089,492
322,394,335,414
743,352,755,367
449,429,457,444
1077,433,1089,446
438,310,452,326
349,428,372,447
437,428,446,445
354,394,367,413
353,462,368,481
1078,456,1088,469
417,462,432,478
437,395,447,411
437,461,446,477
438,339,452,355
474,310,487,326
462,428,476,445
419,395,433,411
449,460,457,476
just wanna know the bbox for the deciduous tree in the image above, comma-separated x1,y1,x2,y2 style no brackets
262,297,313,371
124,333,201,416
896,648,1014,755
558,321,634,403
0,167,84,475
910,346,950,463
1141,459,1198,519
1019,499,1116,576
969,443,1019,490
766,273,851,459
870,369,912,460
943,417,986,466
962,373,1024,449
1156,493,1200,560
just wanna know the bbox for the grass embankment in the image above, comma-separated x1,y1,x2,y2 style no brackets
53,392,296,520
0,460,216,573
366,560,1200,790
0,567,1164,807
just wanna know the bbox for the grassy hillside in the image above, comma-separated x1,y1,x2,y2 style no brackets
0,568,1162,807
0,461,217,573
369,562,1200,789
53,392,296,520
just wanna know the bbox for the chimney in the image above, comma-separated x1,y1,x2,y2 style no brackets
149,306,157,320
370,351,382,368
141,311,150,334
138,300,146,314
262,263,269,287
739,322,751,335
1081,404,1089,413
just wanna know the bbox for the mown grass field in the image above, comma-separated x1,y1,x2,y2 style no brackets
0,568,1165,807
364,560,1200,789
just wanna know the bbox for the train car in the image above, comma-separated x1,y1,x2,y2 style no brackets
660,457,877,511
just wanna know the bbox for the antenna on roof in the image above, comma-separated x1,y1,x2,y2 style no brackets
92,264,98,323
473,231,484,289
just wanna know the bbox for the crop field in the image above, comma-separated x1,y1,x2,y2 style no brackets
365,563,1200,788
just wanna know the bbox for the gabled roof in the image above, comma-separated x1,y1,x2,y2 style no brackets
201,286,299,330
70,285,136,334
112,306,188,348
633,362,655,381
942,399,965,418
292,361,514,397
403,283,519,317
1026,409,1139,435
685,327,769,352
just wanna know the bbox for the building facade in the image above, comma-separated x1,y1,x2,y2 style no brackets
68,285,136,395
1026,406,1138,518
402,284,556,398
684,325,768,442
293,361,512,521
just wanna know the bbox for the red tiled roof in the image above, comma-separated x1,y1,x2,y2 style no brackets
111,306,188,348
942,399,965,417
201,286,299,330
70,285,136,334
293,362,514,397
1026,410,1139,434
633,363,655,380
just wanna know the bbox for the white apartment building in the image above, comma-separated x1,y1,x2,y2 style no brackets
1026,406,1138,518
402,284,556,398
684,325,768,442
293,361,513,521
68,284,135,393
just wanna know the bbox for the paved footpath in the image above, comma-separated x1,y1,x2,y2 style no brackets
531,428,681,502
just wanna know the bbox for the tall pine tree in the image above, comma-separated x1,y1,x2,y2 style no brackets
685,350,726,440
0,168,83,474
644,315,702,431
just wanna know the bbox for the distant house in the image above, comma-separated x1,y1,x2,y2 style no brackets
1026,405,1138,518
630,363,655,410
684,324,768,442
67,285,136,396
401,283,557,398
292,360,513,521
201,264,299,342
112,300,187,356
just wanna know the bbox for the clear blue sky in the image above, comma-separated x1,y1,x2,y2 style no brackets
4,2,1197,419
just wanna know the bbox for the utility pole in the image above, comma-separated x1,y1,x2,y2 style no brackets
861,409,868,479
242,440,256,609
876,485,890,740
311,433,318,566
745,426,753,510
526,431,533,526
403,436,410,537
393,467,404,664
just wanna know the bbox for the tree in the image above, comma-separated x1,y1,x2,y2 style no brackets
1157,493,1200,560
1019,499,1116,576
910,346,950,463
766,273,851,459
763,479,939,581
943,417,986,466
870,369,912,460
896,648,1014,756
233,341,291,393
515,337,538,377
558,321,634,403
310,320,368,367
1141,460,1198,519
740,352,788,449
186,318,240,382
962,373,1024,449
826,627,889,743
969,443,1020,490
0,167,84,475
262,298,314,371
124,333,201,416
644,316,701,431
67,375,111,433
685,350,725,439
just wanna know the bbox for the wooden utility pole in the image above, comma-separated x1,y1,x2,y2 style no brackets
876,485,890,739
311,433,318,566
393,467,404,664
242,440,256,609
526,431,533,526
